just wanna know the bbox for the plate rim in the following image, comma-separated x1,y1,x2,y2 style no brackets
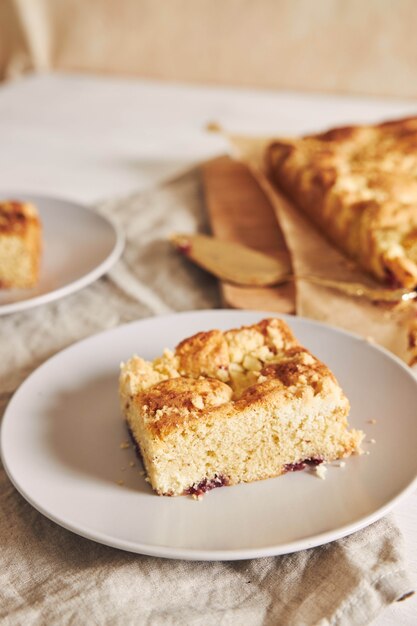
2,309,417,561
0,192,125,316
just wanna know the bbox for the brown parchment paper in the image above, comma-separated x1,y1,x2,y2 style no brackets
227,134,417,363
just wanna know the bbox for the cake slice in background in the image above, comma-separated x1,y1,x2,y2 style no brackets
0,200,42,288
119,318,363,496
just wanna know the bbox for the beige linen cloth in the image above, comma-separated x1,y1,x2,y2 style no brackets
0,170,414,626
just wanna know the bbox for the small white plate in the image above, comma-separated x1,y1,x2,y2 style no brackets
0,193,124,315
2,310,417,560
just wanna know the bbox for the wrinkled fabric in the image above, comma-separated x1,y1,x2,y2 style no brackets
0,170,413,625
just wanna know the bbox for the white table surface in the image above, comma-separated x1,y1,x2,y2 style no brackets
0,72,415,625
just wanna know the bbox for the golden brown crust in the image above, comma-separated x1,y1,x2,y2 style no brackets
121,318,344,439
408,317,417,366
139,376,233,437
266,116,417,288
0,200,39,234
259,346,333,389
0,200,42,288
176,330,230,378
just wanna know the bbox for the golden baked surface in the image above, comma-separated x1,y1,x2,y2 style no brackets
120,318,363,496
266,116,417,288
0,200,38,233
0,200,42,288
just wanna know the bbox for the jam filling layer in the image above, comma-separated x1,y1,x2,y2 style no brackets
184,474,229,496
284,458,323,472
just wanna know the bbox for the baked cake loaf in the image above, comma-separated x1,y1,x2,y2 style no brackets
119,318,363,496
0,200,42,288
266,116,417,288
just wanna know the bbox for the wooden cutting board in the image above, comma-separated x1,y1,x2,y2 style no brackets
202,155,295,313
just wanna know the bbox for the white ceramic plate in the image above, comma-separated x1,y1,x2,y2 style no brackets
0,193,124,315
2,310,417,560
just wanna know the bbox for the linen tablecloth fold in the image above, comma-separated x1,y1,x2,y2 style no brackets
0,170,413,626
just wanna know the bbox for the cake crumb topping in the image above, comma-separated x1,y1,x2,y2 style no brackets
119,317,343,439
0,200,38,233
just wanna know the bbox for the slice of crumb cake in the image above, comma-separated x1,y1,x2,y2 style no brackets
119,318,363,496
0,200,42,288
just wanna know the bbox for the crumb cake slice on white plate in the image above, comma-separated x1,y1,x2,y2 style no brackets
119,318,363,496
0,200,42,288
